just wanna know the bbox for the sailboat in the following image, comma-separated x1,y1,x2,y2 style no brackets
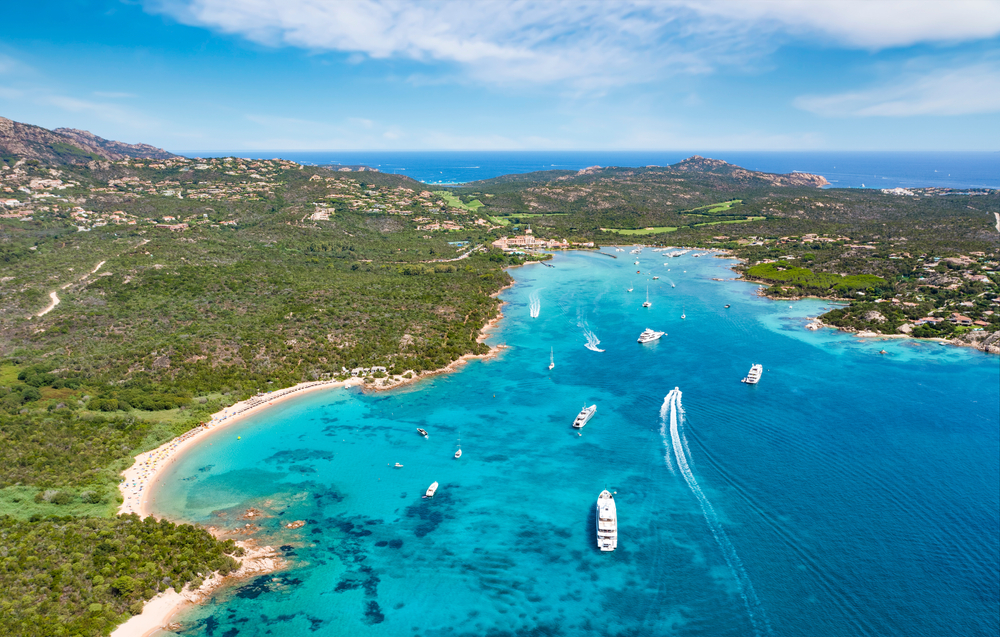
642,286,651,308
454,437,462,459
549,347,555,370
627,282,633,292
681,306,686,320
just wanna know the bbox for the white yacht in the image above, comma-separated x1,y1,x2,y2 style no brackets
425,481,439,497
741,364,763,384
642,286,651,308
572,404,597,429
596,490,618,551
637,328,665,343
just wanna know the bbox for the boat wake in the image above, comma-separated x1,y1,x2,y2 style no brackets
580,322,605,352
660,388,771,636
529,289,542,318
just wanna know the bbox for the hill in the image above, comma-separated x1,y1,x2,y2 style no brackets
0,116,175,165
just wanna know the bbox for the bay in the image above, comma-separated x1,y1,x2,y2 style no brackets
153,249,999,637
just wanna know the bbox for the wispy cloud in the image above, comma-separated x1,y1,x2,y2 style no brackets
795,62,1000,117
147,0,1000,89
93,91,137,98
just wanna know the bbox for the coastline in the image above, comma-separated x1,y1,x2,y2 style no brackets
112,277,515,636
109,538,285,637
118,376,366,518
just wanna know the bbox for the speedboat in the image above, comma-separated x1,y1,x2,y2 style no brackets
637,328,665,343
572,404,597,429
417,428,428,437
424,481,439,498
724,304,730,308
741,364,763,384
652,276,659,280
394,463,403,468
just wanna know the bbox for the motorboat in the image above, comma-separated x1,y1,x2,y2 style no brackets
424,481,439,498
741,364,763,384
417,428,428,437
572,404,597,429
637,328,665,343
596,490,618,551
394,463,403,468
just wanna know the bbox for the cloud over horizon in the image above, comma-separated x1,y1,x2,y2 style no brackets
148,0,1000,89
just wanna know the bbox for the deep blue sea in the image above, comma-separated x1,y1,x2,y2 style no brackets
152,250,999,637
172,150,1000,190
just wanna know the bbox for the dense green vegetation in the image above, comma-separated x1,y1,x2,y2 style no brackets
745,262,890,296
0,514,242,637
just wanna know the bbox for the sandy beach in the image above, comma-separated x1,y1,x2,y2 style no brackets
118,376,365,518
112,297,510,636
110,539,284,637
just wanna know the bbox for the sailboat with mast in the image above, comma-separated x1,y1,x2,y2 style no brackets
549,347,555,370
454,436,462,459
642,286,651,308
627,282,633,292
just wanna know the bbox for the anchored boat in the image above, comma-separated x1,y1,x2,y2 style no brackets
637,328,665,343
572,404,597,429
596,490,618,551
741,364,763,384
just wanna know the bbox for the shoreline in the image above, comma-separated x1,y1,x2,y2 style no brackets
109,537,285,637
112,277,515,636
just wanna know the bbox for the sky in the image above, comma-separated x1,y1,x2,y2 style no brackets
2,0,999,151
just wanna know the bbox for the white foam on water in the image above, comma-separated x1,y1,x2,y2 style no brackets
529,289,542,318
582,324,605,352
660,388,771,636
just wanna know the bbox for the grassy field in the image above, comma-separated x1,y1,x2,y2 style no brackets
694,217,766,227
601,226,678,235
434,190,484,211
683,199,743,214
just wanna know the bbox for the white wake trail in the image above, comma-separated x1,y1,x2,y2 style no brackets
660,388,771,636
582,325,605,352
529,290,541,318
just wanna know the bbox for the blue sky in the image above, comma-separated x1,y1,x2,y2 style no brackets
2,0,999,151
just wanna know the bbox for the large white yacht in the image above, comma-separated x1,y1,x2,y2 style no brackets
741,364,763,384
572,404,597,428
596,490,617,551
637,328,665,343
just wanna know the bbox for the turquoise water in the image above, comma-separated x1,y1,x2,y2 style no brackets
154,250,999,637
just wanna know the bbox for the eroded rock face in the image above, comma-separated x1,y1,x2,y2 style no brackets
897,323,913,334
863,310,887,323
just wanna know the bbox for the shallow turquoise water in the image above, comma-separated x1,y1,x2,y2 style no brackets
155,249,999,637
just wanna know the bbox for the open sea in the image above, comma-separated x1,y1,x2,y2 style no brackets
152,250,999,637
172,150,1000,190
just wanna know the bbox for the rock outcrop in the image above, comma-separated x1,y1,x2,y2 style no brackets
668,155,830,187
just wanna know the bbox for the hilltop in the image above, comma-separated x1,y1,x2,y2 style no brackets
0,116,175,165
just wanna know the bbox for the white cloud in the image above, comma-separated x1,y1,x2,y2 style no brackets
93,91,138,98
795,63,1000,117
685,0,1000,49
147,0,1000,89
